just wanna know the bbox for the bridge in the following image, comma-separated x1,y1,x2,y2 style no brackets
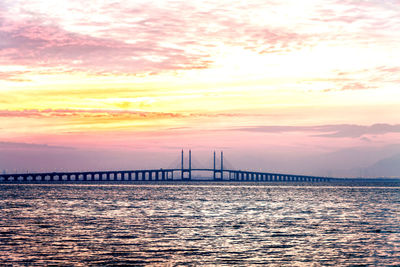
0,150,336,183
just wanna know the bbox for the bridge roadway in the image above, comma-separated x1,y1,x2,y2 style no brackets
0,168,333,183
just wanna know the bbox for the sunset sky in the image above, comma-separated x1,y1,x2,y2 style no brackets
1,0,400,176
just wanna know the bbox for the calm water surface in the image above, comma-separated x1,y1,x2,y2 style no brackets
0,183,399,266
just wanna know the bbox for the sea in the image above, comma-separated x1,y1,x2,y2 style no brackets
0,182,399,266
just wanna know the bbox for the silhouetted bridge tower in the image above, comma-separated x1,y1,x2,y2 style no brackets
0,150,336,183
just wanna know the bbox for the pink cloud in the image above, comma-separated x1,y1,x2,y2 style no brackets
376,66,400,74
0,1,313,79
323,66,400,91
0,71,30,82
0,16,212,77
340,82,376,91
0,0,399,89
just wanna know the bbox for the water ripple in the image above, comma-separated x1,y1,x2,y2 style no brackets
0,184,399,266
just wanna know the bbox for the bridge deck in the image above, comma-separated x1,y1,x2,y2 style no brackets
0,168,341,183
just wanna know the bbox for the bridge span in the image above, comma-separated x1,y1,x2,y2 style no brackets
0,150,335,183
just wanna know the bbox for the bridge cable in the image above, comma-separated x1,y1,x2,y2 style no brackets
167,155,181,169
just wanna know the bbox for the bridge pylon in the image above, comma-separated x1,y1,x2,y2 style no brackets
181,149,192,180
213,151,224,180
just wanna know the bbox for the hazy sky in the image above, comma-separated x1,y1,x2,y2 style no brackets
1,0,400,176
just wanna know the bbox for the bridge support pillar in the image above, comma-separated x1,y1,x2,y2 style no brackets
213,170,223,181
180,149,192,180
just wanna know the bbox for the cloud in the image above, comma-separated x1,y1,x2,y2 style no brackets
314,1,400,35
0,141,73,150
1,0,399,95
235,124,400,138
0,71,31,82
0,109,264,127
0,0,313,80
323,66,400,92
0,108,276,120
315,124,400,138
377,66,400,73
0,18,212,76
340,82,376,91
0,109,184,120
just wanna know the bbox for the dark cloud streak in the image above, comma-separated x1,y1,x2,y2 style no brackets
235,124,400,138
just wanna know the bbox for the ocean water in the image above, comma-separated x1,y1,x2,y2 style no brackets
0,183,399,266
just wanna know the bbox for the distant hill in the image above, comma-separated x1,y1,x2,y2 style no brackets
292,145,400,178
365,153,400,178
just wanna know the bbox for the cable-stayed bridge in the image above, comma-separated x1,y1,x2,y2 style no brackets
0,150,362,183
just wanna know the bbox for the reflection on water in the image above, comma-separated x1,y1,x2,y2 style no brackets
0,183,399,266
